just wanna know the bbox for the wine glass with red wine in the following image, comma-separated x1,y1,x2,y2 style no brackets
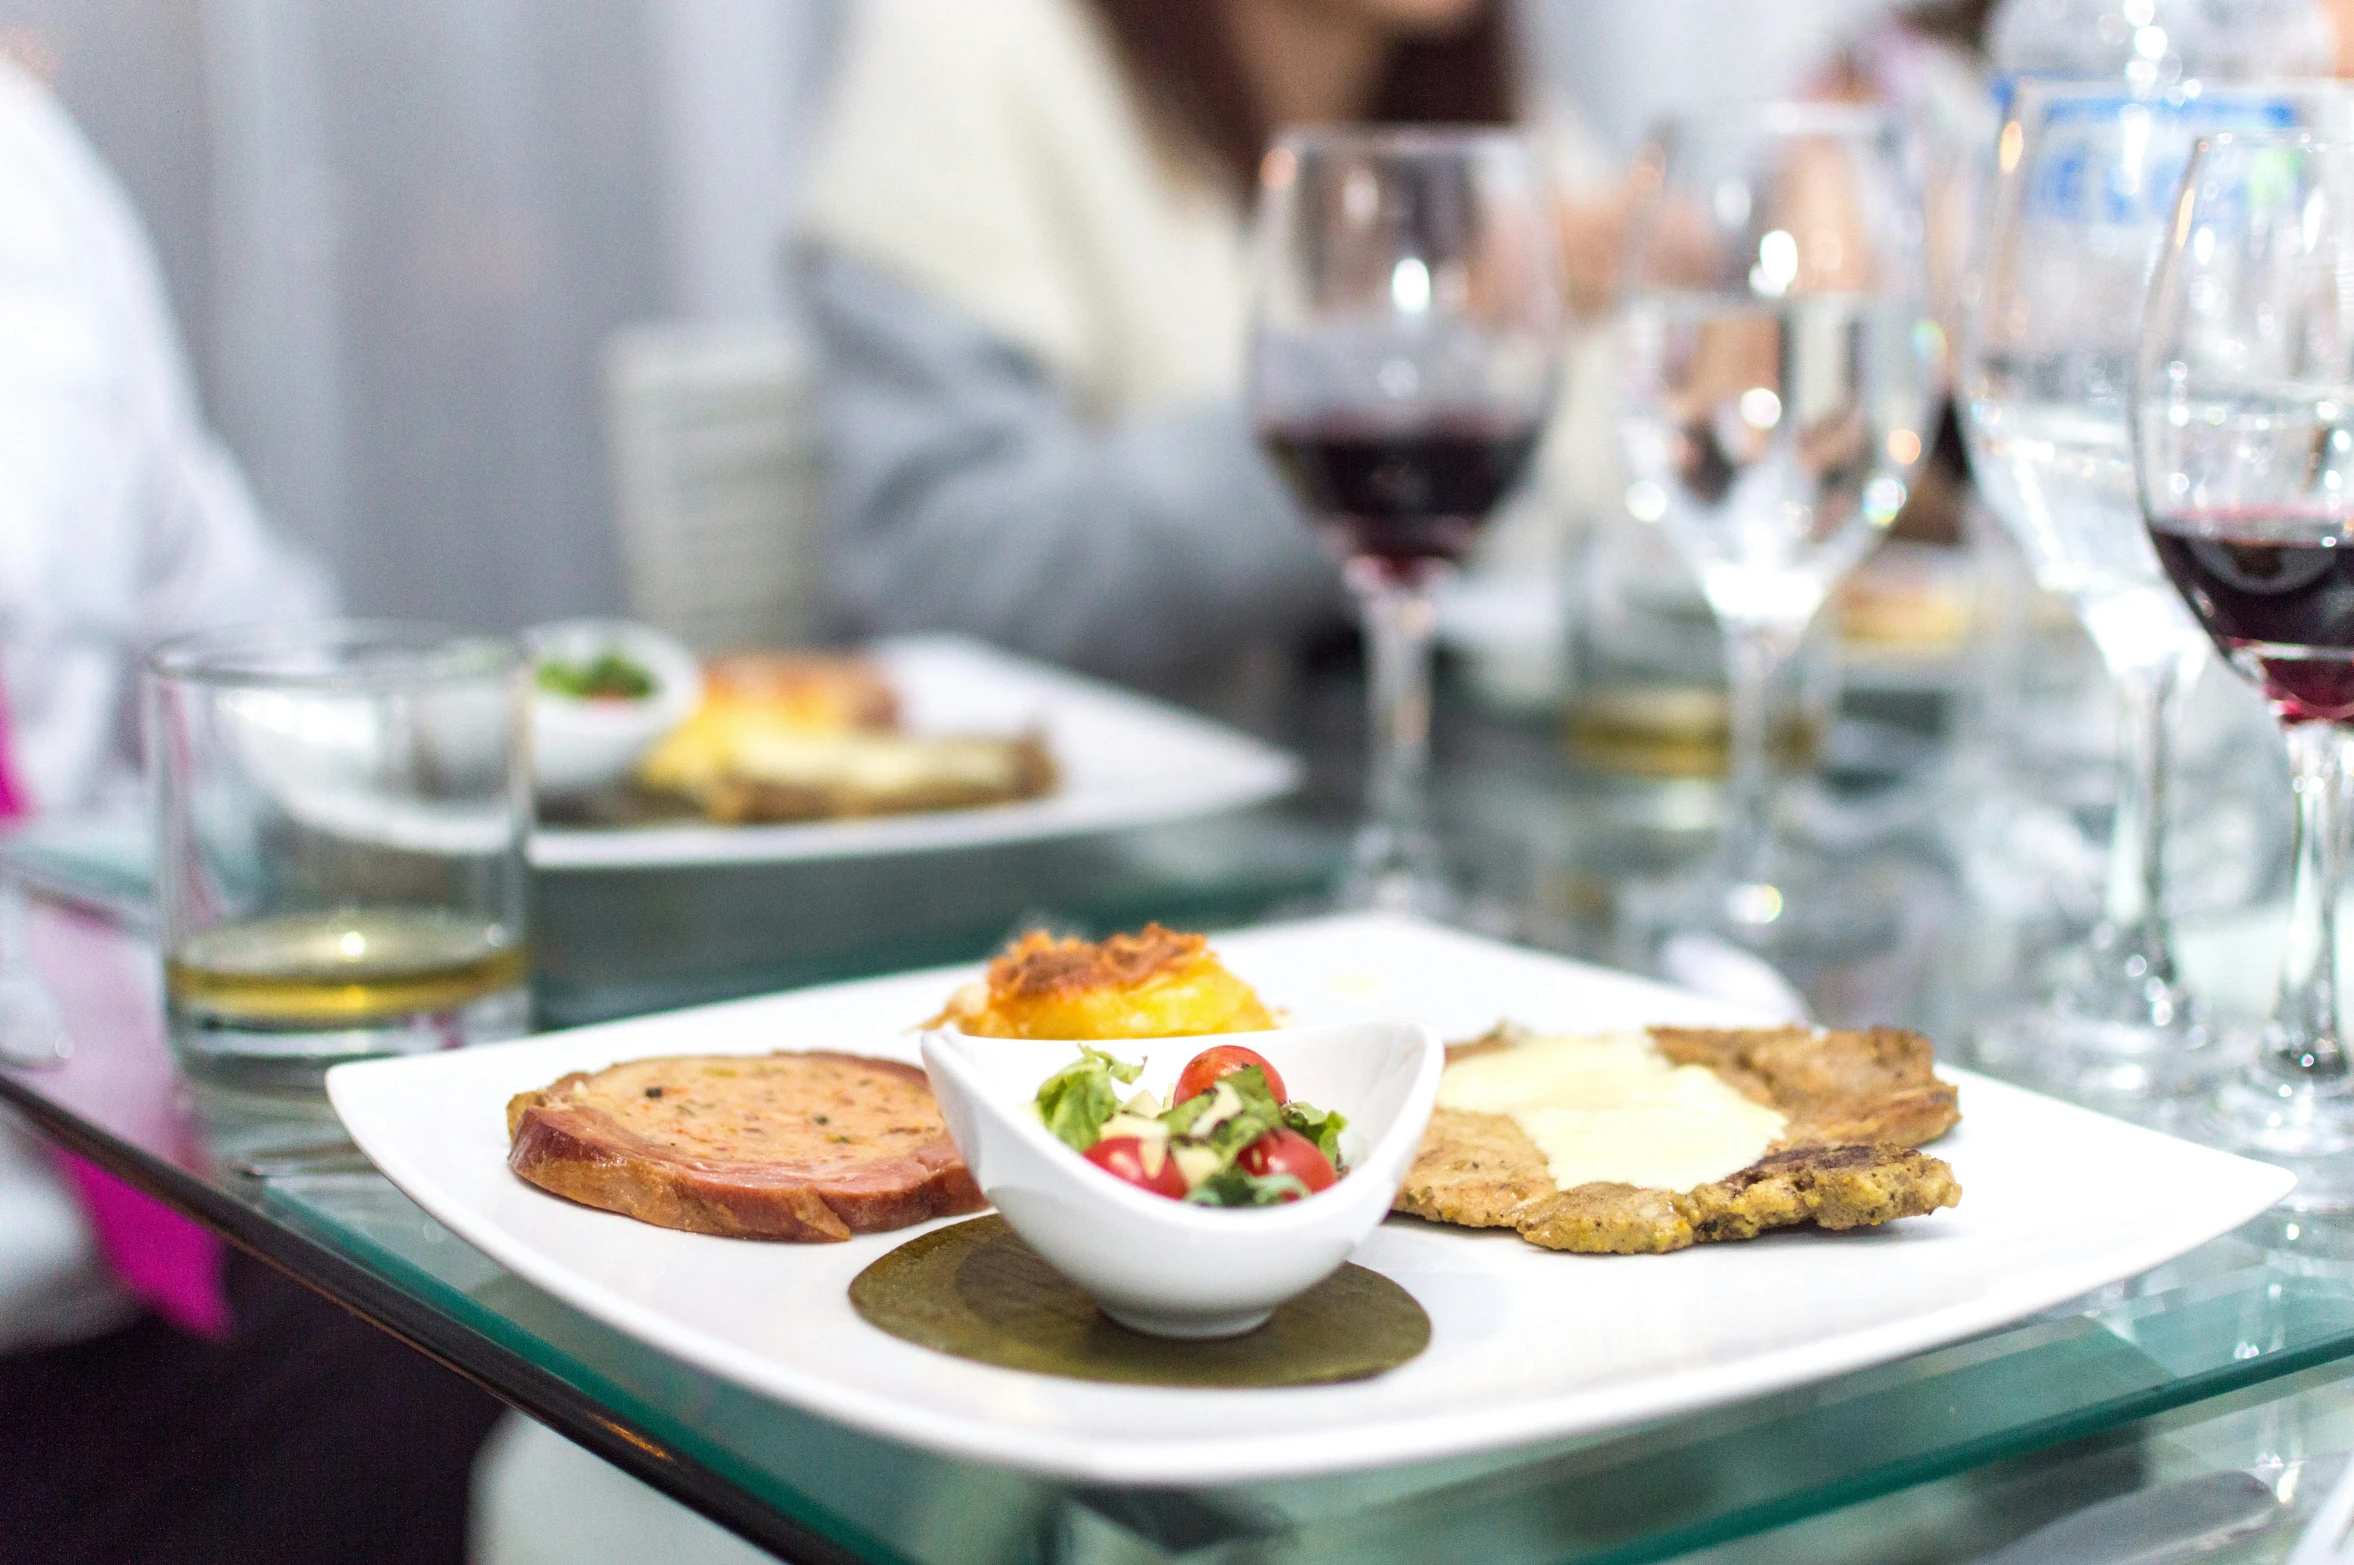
1618,104,1933,965
2137,127,2354,1207
1250,127,1560,913
1967,82,2354,1108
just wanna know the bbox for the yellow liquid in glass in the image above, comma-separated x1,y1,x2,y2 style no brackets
1563,684,1823,780
167,908,527,1027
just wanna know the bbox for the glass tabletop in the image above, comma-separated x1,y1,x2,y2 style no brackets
1,669,2344,1564
244,1175,2354,1565
3,866,2353,1565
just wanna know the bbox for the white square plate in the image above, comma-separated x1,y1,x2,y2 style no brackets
527,635,1300,870
327,915,2295,1484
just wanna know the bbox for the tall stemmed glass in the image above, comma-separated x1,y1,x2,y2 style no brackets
1618,103,1935,956
1964,82,2348,1099
2136,127,2354,1207
1251,128,1560,914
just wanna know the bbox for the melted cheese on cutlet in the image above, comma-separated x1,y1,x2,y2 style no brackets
1438,1031,1786,1194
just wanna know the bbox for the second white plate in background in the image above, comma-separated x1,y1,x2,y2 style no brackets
528,635,1300,870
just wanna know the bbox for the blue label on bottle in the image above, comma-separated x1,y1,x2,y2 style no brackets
1987,69,2109,121
2023,95,2299,226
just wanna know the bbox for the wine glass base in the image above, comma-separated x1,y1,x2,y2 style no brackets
1973,930,2221,1109
1336,823,1452,919
1972,1008,2228,1117
1698,863,1890,962
2199,1067,2354,1212
1624,848,1929,1015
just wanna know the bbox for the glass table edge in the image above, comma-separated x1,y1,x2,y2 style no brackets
0,1071,892,1565
255,1177,929,1565
227,1170,2354,1565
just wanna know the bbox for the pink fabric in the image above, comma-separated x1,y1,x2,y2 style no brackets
0,674,26,823
55,1154,231,1338
0,673,229,1340
30,912,230,1338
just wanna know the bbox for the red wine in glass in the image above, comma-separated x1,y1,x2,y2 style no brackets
2148,510,2354,722
1261,415,1542,570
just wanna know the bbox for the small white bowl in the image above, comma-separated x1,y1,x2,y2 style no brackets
525,619,702,801
920,1021,1442,1339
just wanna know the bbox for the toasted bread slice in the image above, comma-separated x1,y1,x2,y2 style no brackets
1393,1024,1962,1254
507,1052,984,1241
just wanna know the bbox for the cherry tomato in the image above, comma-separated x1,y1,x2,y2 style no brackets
1083,1135,1188,1199
1175,1044,1285,1105
1236,1129,1337,1199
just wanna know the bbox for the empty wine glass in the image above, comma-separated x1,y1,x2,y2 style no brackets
1617,102,1936,962
2136,126,2354,1207
1965,81,2352,1101
1250,127,1560,914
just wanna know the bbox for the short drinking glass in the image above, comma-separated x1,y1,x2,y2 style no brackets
146,622,532,1101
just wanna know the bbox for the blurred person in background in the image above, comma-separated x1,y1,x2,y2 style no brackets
803,0,1621,706
0,50,331,813
0,47,502,1565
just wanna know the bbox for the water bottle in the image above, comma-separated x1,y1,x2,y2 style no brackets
1989,0,2333,90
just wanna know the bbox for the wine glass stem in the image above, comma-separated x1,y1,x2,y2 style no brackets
2099,660,2182,979
2272,720,2353,1078
1720,616,1806,891
1350,562,1439,906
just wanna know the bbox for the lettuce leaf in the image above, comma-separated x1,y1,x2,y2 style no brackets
1160,1065,1284,1166
1162,1065,1280,1136
1184,1165,1311,1207
1033,1046,1143,1151
1204,1105,1282,1162
1280,1101,1348,1167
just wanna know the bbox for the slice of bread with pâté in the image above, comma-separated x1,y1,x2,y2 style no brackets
507,1051,983,1241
